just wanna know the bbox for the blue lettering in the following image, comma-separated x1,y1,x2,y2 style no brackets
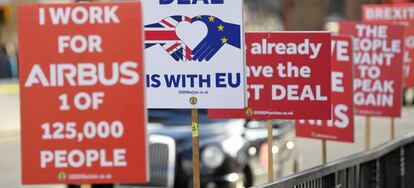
192,0,209,4
181,74,187,87
146,74,150,88
149,74,161,88
178,0,191,4
161,74,227,88
211,0,223,4
216,73,226,88
187,74,197,87
164,75,181,87
228,73,241,88
199,75,211,88
159,0,174,4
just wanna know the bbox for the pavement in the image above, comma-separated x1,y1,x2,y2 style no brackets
0,80,64,188
0,137,65,188
0,80,19,138
297,106,414,170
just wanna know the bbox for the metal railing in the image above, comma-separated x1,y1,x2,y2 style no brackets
260,132,414,188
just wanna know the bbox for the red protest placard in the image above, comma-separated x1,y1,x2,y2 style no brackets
362,4,414,87
296,35,354,142
209,32,331,119
339,21,405,117
18,2,148,184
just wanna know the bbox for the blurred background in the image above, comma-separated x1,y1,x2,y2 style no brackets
0,0,414,188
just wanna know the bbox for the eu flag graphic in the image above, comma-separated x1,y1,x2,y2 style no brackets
144,15,241,62
191,15,241,61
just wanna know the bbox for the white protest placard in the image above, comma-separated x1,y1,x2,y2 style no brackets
143,0,245,108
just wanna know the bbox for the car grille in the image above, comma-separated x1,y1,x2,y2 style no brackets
147,135,176,187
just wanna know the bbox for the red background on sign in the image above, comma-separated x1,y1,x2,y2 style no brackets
339,21,404,117
362,4,414,87
295,35,354,143
209,32,331,120
18,2,147,184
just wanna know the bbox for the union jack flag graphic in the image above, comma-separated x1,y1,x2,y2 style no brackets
145,16,193,61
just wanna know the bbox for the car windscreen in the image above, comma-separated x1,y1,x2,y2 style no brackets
148,109,223,126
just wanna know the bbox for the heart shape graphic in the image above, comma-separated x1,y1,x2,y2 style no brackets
176,21,208,51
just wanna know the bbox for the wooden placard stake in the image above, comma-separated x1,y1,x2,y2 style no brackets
322,140,327,164
267,120,274,182
192,109,200,188
365,117,371,151
391,118,395,139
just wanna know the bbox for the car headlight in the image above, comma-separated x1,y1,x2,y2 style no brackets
286,141,295,150
201,145,225,169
